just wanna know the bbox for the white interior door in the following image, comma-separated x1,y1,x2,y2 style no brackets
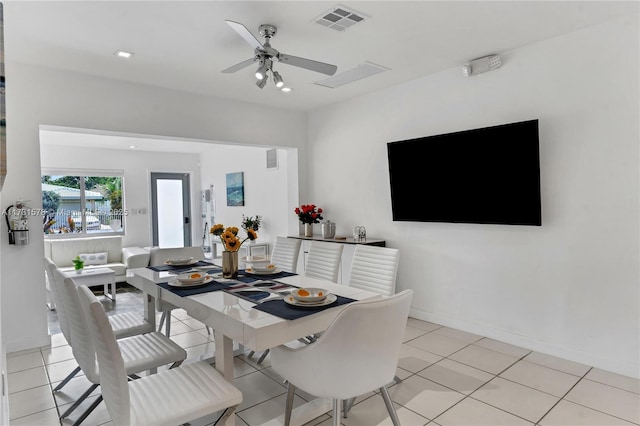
151,172,191,247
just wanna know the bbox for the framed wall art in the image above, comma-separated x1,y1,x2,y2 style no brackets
0,3,6,189
226,172,244,206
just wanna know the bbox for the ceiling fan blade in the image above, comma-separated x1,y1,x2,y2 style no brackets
221,57,257,74
278,53,337,76
225,20,264,51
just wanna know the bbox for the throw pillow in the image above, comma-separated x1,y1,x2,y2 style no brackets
78,252,109,266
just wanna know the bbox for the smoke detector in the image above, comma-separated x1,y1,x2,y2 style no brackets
462,54,502,77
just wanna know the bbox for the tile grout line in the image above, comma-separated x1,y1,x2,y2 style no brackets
428,350,535,425
534,366,593,425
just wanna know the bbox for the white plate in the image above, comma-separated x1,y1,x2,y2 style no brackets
165,258,198,266
168,276,214,287
245,267,282,275
284,293,337,307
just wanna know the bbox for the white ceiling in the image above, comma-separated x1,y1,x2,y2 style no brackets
6,1,636,113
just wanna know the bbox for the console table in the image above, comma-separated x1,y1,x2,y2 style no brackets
287,235,385,247
63,267,116,302
287,235,386,284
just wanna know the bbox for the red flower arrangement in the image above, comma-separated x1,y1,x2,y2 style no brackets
295,204,323,224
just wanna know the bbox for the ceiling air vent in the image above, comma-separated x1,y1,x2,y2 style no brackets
315,62,390,89
313,5,368,31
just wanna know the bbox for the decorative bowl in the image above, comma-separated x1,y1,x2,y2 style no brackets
176,271,206,284
252,263,277,272
292,288,328,303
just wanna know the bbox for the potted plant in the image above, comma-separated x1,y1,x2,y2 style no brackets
72,255,84,273
241,215,262,232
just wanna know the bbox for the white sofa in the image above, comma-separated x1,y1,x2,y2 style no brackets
44,236,149,283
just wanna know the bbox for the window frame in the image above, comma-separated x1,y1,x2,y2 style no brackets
41,168,126,239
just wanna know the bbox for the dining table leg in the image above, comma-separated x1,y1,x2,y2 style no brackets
214,330,235,380
214,330,236,425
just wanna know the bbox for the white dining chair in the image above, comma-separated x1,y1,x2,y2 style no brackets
349,245,400,296
44,257,77,390
57,279,187,425
304,240,344,283
78,284,243,426
45,257,154,394
348,244,402,389
246,236,302,364
270,236,302,273
148,246,212,336
271,289,413,426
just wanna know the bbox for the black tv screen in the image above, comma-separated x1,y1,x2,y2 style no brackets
387,119,541,226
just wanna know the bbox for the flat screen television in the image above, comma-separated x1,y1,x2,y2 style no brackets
387,119,541,226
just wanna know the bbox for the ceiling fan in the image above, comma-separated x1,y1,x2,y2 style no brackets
222,20,338,91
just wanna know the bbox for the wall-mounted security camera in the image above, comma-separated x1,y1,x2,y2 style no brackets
462,54,502,77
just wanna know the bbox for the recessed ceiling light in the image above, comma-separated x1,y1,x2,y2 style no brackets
129,145,136,149
114,50,134,59
281,87,292,93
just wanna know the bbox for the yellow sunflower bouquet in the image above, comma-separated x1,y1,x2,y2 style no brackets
210,224,257,252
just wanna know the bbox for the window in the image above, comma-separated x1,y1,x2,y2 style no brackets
41,172,125,236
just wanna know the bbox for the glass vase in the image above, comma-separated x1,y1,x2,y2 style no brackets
222,251,239,279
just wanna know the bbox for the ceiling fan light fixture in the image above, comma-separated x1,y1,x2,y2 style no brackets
273,71,284,88
255,60,268,80
256,75,268,89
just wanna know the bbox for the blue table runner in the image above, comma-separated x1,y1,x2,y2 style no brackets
253,296,357,320
147,260,217,272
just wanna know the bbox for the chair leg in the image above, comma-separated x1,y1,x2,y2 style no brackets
158,311,167,332
206,325,212,335
332,399,341,426
213,405,238,426
169,360,183,369
52,366,81,392
165,312,171,336
393,374,402,384
284,382,295,426
60,383,99,419
71,394,103,426
256,349,269,364
343,397,356,418
380,385,400,426
247,350,256,359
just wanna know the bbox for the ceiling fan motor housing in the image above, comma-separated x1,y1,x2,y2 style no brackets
258,24,277,39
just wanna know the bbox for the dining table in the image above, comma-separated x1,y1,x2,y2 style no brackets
127,261,381,426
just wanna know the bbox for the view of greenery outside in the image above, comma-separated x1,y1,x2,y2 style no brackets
42,175,124,235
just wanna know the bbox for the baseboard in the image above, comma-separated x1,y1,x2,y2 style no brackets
409,307,639,379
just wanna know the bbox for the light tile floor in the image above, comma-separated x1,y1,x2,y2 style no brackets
7,286,640,426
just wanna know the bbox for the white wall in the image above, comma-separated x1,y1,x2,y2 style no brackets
307,15,639,377
1,60,306,352
199,146,297,252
